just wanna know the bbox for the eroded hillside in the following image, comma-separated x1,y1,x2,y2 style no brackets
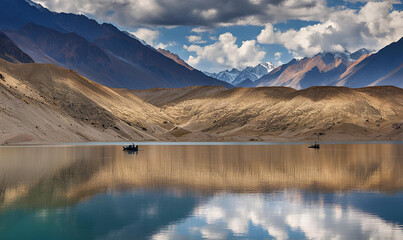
1,59,403,144
0,59,171,144
132,86,403,141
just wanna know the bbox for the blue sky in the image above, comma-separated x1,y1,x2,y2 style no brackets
150,24,300,72
34,0,403,73
140,26,291,72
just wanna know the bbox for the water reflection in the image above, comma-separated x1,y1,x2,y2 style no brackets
0,189,201,240
152,191,403,240
0,144,402,239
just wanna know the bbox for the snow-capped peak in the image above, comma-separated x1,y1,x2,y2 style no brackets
230,62,277,85
350,48,373,60
203,68,240,83
315,49,373,63
205,62,277,85
259,62,277,71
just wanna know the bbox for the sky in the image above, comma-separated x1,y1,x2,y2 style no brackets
32,0,403,73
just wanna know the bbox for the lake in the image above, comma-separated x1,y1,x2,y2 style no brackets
0,143,402,239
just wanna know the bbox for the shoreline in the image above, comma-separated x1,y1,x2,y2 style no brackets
1,140,403,147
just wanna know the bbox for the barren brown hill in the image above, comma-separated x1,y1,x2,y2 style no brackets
132,86,403,141
0,58,171,144
1,58,403,144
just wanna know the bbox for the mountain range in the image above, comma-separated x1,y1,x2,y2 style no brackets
0,0,401,90
204,68,241,83
0,30,34,64
0,0,402,145
205,62,277,85
0,0,401,91
0,29,402,143
250,50,368,89
0,0,231,89
1,54,402,144
204,41,402,89
241,42,403,89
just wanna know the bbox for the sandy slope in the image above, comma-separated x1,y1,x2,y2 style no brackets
132,86,403,142
1,59,402,144
0,59,170,144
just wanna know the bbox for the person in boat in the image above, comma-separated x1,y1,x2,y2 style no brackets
123,144,139,151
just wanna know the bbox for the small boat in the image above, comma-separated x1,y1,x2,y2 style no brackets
308,132,323,149
123,144,139,151
308,143,320,149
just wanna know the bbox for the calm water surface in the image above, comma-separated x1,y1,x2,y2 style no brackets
0,144,402,239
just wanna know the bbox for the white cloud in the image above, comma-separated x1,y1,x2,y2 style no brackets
257,24,275,44
33,0,329,27
186,55,201,66
131,28,174,49
131,28,159,46
275,52,282,59
33,0,403,60
250,0,263,4
157,42,177,49
199,8,218,19
184,32,265,70
257,1,403,56
191,27,210,33
187,35,207,44
154,43,168,49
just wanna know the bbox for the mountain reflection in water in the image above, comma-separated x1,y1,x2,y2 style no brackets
0,144,402,239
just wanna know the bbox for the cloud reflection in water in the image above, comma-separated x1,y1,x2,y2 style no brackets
152,191,403,240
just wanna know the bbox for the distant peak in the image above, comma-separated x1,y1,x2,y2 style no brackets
262,61,275,66
25,0,45,10
258,62,277,70
228,68,241,73
289,58,298,64
314,49,375,62
353,48,371,54
315,51,348,58
350,48,373,60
